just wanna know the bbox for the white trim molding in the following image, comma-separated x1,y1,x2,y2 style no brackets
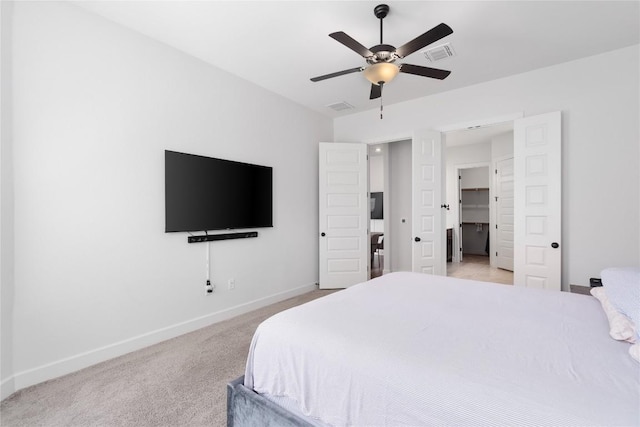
8,282,317,395
1,376,15,401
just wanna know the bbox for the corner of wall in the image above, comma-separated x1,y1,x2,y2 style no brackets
0,0,16,401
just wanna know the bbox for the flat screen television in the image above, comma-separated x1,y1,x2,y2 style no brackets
370,192,383,220
165,150,273,232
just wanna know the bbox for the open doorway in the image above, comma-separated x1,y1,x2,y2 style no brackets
459,166,490,262
444,122,514,285
368,139,413,279
369,144,385,278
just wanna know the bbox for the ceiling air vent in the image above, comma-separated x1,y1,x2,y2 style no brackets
423,43,455,62
326,101,355,112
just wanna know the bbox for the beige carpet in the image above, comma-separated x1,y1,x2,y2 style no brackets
1,289,335,427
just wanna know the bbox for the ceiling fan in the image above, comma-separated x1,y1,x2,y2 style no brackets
310,4,453,101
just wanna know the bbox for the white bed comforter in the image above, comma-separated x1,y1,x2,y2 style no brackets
245,272,640,426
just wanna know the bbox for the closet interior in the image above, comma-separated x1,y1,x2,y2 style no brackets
460,167,490,258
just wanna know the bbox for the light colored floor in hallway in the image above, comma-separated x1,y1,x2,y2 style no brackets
447,254,513,285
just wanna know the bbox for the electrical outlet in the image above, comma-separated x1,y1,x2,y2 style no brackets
228,278,235,290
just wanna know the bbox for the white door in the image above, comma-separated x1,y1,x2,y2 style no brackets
412,130,445,275
496,157,514,271
514,112,561,290
319,142,369,289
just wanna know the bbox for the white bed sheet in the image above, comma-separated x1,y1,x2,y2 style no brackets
245,272,640,426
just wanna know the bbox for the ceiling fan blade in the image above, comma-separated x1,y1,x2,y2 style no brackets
400,63,451,80
395,23,453,58
369,84,382,100
329,32,374,58
310,67,364,82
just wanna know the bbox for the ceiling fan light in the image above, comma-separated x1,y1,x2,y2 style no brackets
364,62,399,85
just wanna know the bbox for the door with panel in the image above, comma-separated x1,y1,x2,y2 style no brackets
412,130,445,276
513,112,562,290
496,157,515,271
318,143,369,289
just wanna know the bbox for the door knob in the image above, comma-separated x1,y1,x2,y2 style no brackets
551,242,559,249
321,232,326,237
414,237,421,242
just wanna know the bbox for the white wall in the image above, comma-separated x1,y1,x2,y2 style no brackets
492,131,514,159
369,152,384,232
460,167,489,189
369,154,384,192
389,140,412,272
3,1,332,397
335,45,640,289
0,0,16,400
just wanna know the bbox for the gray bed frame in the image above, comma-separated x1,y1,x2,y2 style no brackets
227,376,316,427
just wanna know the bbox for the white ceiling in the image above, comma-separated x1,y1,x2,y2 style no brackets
72,1,639,118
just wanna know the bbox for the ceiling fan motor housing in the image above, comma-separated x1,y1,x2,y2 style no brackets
368,44,399,64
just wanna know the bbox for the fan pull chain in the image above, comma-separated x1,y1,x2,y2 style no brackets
379,82,384,119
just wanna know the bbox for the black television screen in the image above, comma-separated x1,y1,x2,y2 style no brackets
165,150,273,232
370,192,383,220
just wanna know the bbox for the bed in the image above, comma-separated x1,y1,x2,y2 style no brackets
228,272,640,426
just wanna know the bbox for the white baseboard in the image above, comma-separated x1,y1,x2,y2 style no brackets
8,282,317,397
1,376,15,401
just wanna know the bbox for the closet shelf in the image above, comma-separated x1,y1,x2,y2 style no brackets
461,222,489,225
461,187,489,192
461,204,490,209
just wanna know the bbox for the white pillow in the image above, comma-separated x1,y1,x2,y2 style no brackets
600,267,640,340
590,287,636,343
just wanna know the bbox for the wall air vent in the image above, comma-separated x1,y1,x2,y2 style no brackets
326,101,355,112
423,43,455,62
